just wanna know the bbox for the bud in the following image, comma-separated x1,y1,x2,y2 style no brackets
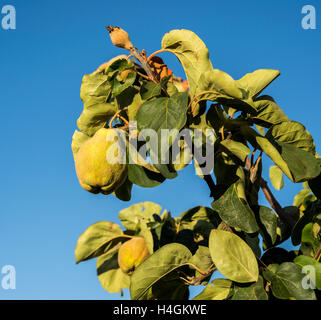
106,26,133,51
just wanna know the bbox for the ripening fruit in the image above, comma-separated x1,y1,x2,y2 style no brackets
106,26,133,51
75,128,127,195
118,237,150,274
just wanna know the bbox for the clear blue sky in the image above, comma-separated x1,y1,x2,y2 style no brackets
0,0,320,299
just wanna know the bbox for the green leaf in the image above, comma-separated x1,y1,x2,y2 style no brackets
161,29,213,97
77,70,118,136
113,177,133,202
180,206,220,229
309,167,321,200
105,58,136,97
294,255,321,290
231,276,268,300
137,92,188,133
252,95,289,127
255,206,278,247
269,165,284,191
302,222,321,252
75,221,124,263
236,69,280,98
263,262,316,300
136,92,188,179
193,279,232,300
197,69,243,100
240,126,292,180
138,225,154,254
118,202,163,231
220,139,251,162
209,230,259,283
130,243,193,300
128,162,165,188
211,181,259,233
273,141,321,182
140,81,162,100
293,189,313,208
96,251,130,294
143,272,189,300
189,246,213,273
71,130,90,160
266,121,316,154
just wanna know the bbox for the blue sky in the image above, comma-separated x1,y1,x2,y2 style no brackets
0,0,320,299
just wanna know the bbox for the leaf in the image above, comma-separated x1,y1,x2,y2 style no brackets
198,69,243,100
236,69,280,98
137,92,188,135
77,70,118,136
241,126,321,182
140,81,162,100
220,139,251,162
273,141,321,182
209,230,259,283
143,272,189,300
231,276,268,300
71,130,90,160
113,177,133,202
309,171,321,200
130,243,192,300
106,58,136,97
75,221,124,263
211,181,259,233
193,279,232,300
252,95,289,127
266,121,316,154
269,165,284,191
189,246,213,273
180,206,220,228
161,29,213,97
294,255,321,290
255,206,278,247
302,223,321,252
118,202,163,231
293,188,313,208
263,262,316,300
240,126,292,180
96,251,130,294
128,162,165,188
138,225,154,254
244,233,261,258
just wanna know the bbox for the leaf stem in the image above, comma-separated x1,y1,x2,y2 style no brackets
147,48,174,61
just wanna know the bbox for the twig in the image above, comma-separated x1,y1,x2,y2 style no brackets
245,156,296,229
130,48,157,82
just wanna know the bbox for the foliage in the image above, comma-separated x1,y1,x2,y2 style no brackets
72,27,321,300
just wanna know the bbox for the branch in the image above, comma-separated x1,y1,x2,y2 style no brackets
203,174,217,200
245,156,296,229
130,48,157,82
260,178,296,228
